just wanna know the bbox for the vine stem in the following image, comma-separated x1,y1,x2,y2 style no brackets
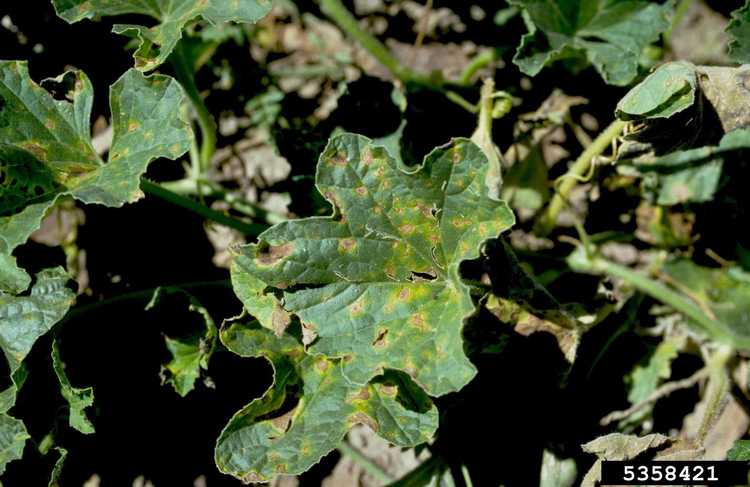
141,179,267,236
458,50,496,85
567,252,738,347
337,441,393,483
58,280,231,326
318,0,430,85
170,41,217,175
535,120,626,236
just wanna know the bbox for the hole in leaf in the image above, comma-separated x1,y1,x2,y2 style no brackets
409,270,437,282
371,369,434,414
371,329,388,347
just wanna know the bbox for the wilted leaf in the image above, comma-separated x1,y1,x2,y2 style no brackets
728,439,750,461
51,0,272,71
215,322,439,482
0,62,191,293
222,133,513,481
663,259,750,350
581,433,670,487
48,447,67,487
728,0,750,64
511,0,672,86
52,340,95,434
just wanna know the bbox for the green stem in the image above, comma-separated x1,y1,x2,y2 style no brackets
318,0,429,85
458,49,496,85
161,177,287,225
59,280,231,325
568,253,730,345
170,41,217,175
337,441,393,483
141,179,267,236
665,0,694,45
535,120,626,236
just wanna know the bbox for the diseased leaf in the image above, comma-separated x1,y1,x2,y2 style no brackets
728,439,750,461
728,0,750,64
0,414,29,475
52,340,95,434
0,61,191,293
146,288,218,397
215,322,439,482
581,433,670,487
51,0,272,71
222,133,514,481
511,0,673,86
662,259,750,350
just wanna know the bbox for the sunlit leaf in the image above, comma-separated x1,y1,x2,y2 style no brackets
222,133,514,481
0,61,191,293
51,0,272,71
511,0,673,86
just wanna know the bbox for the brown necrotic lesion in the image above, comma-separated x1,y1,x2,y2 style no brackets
0,145,62,216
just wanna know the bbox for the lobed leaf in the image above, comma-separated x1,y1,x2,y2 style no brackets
0,61,191,293
215,322,439,482
221,133,514,481
51,0,272,71
0,414,29,475
511,0,673,86
728,439,750,461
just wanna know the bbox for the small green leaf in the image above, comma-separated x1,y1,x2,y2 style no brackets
615,61,697,121
0,62,191,293
52,340,95,434
511,0,673,86
0,414,30,475
728,439,750,461
146,288,218,397
728,0,750,64
51,0,272,71
215,322,439,483
48,447,67,487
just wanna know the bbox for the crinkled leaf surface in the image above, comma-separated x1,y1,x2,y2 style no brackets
51,0,272,71
215,322,439,482
663,259,750,350
728,0,750,64
0,61,191,293
0,414,29,475
223,133,514,481
52,340,95,434
511,0,673,86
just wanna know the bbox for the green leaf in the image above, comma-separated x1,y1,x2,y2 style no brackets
221,133,514,481
51,0,272,71
628,128,750,205
52,340,95,434
728,439,750,461
728,0,750,64
540,450,576,487
48,447,67,487
621,337,681,427
511,0,673,86
215,322,439,482
615,61,697,121
0,414,29,475
146,288,218,397
0,61,191,293
662,259,750,350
